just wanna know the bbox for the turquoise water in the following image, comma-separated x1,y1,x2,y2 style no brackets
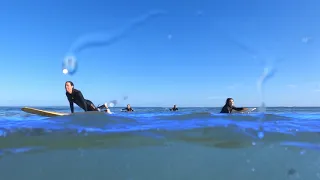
1,106,320,180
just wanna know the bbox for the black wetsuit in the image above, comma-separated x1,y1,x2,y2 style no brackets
220,105,244,113
66,89,98,113
122,108,134,112
170,108,178,111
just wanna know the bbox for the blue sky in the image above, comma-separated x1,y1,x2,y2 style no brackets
0,0,320,107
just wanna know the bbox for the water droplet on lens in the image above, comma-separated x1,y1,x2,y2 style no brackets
0,130,6,137
258,131,264,139
287,168,296,175
109,100,118,107
62,55,78,75
62,68,68,74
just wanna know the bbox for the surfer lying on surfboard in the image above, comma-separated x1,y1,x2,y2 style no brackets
170,104,178,111
121,104,134,112
65,81,111,113
220,98,249,113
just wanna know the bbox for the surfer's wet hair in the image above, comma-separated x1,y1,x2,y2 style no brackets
65,81,74,87
225,98,233,105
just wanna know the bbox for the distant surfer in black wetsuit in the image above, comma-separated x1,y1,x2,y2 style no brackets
170,104,178,111
220,98,248,113
122,104,134,112
65,81,110,113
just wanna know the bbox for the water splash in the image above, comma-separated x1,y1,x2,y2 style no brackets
256,59,280,139
257,131,264,139
99,96,128,108
62,55,78,75
222,34,280,139
257,65,277,112
301,37,312,44
62,10,165,76
108,100,118,107
227,36,258,56
68,10,165,54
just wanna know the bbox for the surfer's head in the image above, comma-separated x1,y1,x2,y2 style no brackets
127,104,131,109
225,98,234,107
65,81,74,94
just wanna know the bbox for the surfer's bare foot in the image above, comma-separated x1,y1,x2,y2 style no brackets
103,103,112,114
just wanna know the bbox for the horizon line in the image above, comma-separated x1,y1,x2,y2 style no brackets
1,105,320,108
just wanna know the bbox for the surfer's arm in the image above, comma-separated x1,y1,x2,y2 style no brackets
232,106,248,112
76,91,88,111
69,101,74,113
66,94,74,113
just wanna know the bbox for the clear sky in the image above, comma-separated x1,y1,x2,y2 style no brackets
0,0,320,107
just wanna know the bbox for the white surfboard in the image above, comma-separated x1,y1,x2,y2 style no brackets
21,107,112,117
21,107,69,117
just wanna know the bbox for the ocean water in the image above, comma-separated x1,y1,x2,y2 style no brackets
1,106,320,180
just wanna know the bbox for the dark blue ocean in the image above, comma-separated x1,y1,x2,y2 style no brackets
1,106,320,180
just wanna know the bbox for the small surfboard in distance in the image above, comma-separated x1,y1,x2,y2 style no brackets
21,107,69,117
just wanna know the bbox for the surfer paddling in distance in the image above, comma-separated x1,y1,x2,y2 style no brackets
220,98,249,113
65,81,112,114
170,104,178,111
122,104,134,112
